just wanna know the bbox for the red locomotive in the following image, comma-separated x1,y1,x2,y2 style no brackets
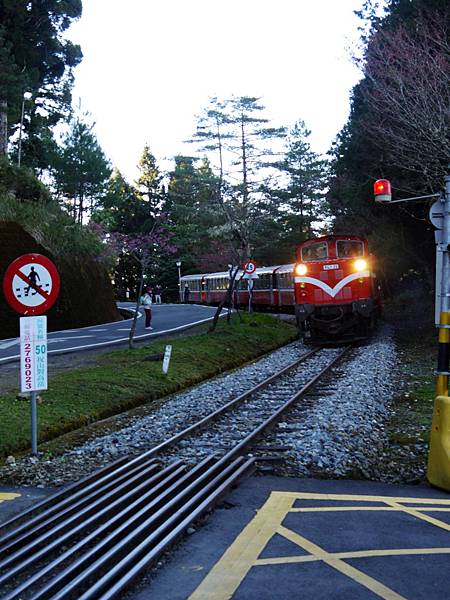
294,235,381,342
180,234,380,342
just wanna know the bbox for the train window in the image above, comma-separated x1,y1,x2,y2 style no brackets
281,272,293,288
301,242,328,261
337,241,364,258
254,274,270,289
216,277,229,290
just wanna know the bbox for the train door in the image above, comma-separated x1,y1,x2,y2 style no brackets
272,273,277,307
201,277,206,303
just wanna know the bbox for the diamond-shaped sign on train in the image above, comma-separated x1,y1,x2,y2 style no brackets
3,253,60,315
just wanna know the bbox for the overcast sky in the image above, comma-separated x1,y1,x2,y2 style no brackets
66,0,366,181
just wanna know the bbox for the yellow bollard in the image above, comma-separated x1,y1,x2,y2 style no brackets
427,395,450,491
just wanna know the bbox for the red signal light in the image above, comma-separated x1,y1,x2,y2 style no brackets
374,179,392,203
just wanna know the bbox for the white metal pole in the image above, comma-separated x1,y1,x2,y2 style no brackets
30,391,38,455
436,173,450,396
441,174,450,314
178,265,181,302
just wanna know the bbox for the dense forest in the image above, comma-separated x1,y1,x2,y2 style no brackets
328,0,449,295
0,0,448,302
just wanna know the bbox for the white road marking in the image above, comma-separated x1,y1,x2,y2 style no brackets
0,339,19,350
0,307,224,364
88,329,108,332
48,335,94,343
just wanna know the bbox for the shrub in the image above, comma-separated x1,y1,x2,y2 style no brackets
0,156,51,204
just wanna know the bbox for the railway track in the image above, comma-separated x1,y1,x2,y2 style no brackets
0,344,351,600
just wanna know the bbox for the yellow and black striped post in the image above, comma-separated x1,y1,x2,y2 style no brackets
436,311,450,397
428,173,450,490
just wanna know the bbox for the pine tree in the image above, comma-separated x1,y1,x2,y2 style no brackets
189,96,286,263
55,116,111,222
269,120,328,248
327,0,449,288
167,155,217,254
0,0,82,157
135,144,164,220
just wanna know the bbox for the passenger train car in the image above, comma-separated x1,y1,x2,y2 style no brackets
180,234,381,342
180,263,295,310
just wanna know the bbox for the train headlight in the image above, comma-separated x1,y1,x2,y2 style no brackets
354,259,367,272
295,264,308,276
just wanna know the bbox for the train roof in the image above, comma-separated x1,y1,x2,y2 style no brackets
299,234,366,246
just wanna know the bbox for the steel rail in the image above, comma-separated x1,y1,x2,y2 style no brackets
1,462,188,600
124,347,319,463
0,457,160,561
26,455,252,600
83,458,255,600
0,453,157,551
225,344,351,462
0,346,317,543
0,460,187,589
0,345,345,600
1,457,217,600
0,456,130,533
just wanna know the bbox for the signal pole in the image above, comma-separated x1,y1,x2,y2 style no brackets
374,176,450,491
428,171,450,491
435,174,450,396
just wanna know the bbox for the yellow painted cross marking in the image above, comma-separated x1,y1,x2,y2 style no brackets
189,491,450,600
0,492,21,504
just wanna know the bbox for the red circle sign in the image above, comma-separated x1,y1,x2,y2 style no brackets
243,260,257,275
3,254,60,315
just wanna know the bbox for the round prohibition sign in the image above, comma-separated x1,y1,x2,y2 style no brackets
243,259,257,275
3,253,60,315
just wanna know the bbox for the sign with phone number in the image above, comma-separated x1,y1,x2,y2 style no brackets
20,316,48,392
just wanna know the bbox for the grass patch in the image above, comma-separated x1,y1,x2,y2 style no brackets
389,376,435,444
0,313,297,459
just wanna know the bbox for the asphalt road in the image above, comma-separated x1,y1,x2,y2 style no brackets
0,303,220,364
132,477,450,600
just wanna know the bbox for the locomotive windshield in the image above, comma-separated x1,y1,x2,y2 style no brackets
337,240,364,258
301,242,328,261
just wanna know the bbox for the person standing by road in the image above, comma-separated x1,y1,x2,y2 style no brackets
154,284,162,304
184,283,190,303
142,287,153,329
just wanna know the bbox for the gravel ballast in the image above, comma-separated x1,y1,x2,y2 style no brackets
0,323,428,488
